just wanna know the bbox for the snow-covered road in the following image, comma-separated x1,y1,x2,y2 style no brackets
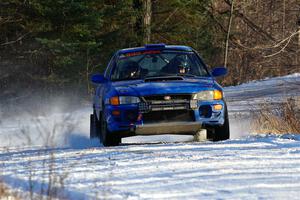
1,135,300,199
0,74,300,199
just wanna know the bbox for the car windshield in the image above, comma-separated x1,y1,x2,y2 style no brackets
111,50,209,81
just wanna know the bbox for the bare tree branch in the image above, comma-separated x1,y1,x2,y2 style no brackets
264,30,300,58
233,29,300,52
0,32,30,46
224,0,234,67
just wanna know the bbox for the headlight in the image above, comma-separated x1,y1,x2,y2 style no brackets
192,90,223,101
110,96,140,105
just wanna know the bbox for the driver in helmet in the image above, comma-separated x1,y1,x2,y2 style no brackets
121,61,140,79
161,56,190,74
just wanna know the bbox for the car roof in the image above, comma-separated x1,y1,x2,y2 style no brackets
117,44,193,55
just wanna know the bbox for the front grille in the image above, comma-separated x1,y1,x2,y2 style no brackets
140,94,194,123
140,94,192,113
142,110,195,123
143,94,191,101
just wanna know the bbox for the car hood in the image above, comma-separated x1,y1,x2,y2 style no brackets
112,78,216,96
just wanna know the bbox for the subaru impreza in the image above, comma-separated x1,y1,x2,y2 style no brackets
90,44,229,146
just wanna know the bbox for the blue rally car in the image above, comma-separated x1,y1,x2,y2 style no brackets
90,44,229,146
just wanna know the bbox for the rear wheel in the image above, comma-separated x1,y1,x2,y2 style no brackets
100,111,121,146
208,108,230,141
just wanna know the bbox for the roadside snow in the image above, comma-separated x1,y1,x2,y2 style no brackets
225,73,300,113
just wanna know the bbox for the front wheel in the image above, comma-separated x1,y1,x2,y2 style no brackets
90,111,100,139
208,109,230,141
100,112,121,146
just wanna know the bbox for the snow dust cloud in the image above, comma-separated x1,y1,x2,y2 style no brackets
228,115,252,139
0,96,98,149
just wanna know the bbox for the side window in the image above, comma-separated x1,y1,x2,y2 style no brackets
193,51,209,76
104,56,116,79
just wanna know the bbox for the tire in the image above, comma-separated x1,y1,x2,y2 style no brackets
100,111,121,146
90,111,101,139
90,114,95,138
208,108,230,141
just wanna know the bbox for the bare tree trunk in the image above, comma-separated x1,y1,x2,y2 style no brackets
298,17,300,47
296,17,300,69
282,0,286,37
143,0,152,44
298,23,300,47
224,0,234,67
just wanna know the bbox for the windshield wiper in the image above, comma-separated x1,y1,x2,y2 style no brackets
111,78,141,82
160,73,198,78
143,73,198,79
175,73,197,77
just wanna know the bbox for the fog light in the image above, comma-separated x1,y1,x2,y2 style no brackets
213,104,223,110
112,110,121,116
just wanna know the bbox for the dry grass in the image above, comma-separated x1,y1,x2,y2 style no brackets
252,98,300,134
0,182,9,198
0,112,77,200
0,181,19,200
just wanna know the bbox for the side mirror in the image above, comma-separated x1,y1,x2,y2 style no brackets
91,74,107,84
211,67,228,77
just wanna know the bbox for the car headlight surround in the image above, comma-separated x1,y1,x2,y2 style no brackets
193,90,223,101
110,96,140,105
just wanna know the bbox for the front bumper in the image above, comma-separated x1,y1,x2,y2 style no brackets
104,98,226,135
